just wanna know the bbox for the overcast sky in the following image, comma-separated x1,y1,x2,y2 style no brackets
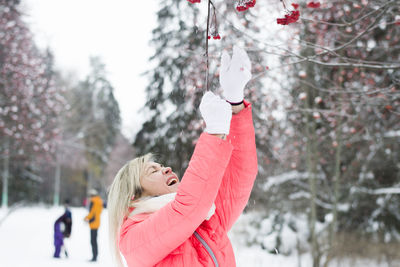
22,0,159,140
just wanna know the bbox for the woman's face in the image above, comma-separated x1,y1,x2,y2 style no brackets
140,161,180,197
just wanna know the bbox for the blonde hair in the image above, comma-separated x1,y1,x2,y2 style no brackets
107,153,153,267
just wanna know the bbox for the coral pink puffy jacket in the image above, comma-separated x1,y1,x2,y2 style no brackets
119,102,258,267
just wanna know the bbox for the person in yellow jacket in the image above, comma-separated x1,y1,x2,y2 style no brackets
84,189,103,262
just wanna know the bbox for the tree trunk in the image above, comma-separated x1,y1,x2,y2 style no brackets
308,123,320,267
324,65,345,267
86,169,93,195
323,116,342,267
332,116,342,242
53,153,61,206
2,139,9,209
305,87,320,267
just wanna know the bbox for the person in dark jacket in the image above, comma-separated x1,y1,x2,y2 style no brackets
53,199,73,258
84,189,103,262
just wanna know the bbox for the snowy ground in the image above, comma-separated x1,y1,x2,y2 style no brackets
0,207,396,267
0,206,113,267
0,206,300,267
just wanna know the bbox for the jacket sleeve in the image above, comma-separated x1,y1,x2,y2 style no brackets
214,101,258,231
85,200,94,222
119,133,233,267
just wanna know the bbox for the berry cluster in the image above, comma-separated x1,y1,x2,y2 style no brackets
277,10,300,25
236,0,256,12
277,1,300,25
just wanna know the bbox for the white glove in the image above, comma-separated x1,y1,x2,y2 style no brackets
220,45,252,103
199,91,232,135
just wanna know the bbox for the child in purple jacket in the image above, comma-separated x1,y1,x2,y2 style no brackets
53,200,72,258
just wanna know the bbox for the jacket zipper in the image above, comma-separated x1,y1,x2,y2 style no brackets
194,231,219,267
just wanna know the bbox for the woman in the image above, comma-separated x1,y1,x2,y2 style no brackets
108,46,258,267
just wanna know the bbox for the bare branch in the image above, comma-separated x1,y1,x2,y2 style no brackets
300,0,397,27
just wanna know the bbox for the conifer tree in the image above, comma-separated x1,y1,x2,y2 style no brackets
134,0,206,175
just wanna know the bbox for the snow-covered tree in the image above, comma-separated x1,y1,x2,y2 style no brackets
274,1,400,265
0,0,65,206
66,57,121,194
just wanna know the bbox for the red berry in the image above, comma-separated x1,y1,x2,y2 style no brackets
236,5,248,12
277,18,288,25
246,0,256,8
307,1,321,8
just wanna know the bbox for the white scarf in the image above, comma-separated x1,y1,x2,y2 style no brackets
129,193,216,221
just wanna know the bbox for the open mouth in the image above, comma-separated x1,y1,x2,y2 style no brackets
167,177,178,186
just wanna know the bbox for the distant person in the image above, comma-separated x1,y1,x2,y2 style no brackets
84,189,103,262
53,199,72,258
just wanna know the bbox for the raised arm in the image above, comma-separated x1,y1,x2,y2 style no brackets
119,92,234,267
213,46,258,231
215,101,258,231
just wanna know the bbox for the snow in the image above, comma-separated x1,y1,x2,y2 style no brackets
0,206,398,267
385,130,400,138
0,206,112,267
370,187,400,195
263,171,310,191
354,187,400,195
233,244,309,267
0,206,300,267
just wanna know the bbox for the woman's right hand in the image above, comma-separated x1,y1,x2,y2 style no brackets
199,91,232,135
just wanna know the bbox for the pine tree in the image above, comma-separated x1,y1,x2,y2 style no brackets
134,0,210,175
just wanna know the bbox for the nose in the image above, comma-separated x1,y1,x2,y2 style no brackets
162,167,172,175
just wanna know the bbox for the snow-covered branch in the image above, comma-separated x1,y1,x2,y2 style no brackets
355,187,400,195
